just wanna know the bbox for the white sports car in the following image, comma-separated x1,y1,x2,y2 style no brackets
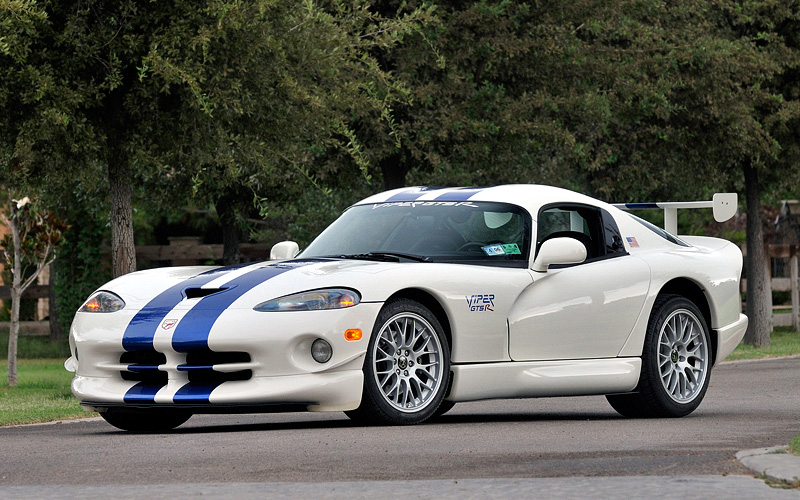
65,185,748,431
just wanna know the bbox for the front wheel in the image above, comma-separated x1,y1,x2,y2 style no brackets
607,295,711,418
346,299,450,425
100,409,192,432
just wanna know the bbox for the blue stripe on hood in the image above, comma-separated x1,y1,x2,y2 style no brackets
121,260,321,404
170,262,308,352
122,263,252,352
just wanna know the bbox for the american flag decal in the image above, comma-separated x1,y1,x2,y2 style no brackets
626,237,639,248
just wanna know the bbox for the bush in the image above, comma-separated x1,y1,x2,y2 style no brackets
52,214,112,336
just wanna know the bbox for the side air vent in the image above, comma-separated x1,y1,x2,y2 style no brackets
120,350,168,385
185,287,227,299
181,351,253,384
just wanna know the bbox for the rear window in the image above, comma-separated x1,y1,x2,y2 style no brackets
629,214,690,247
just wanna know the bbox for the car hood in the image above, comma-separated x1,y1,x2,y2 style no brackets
100,259,409,310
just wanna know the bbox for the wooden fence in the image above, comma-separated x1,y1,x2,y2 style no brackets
4,240,799,334
741,244,799,330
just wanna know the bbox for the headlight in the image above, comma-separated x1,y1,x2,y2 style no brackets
254,288,360,312
79,291,126,313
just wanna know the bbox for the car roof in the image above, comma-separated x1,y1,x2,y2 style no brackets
355,184,614,217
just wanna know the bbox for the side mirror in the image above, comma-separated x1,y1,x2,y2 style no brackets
270,241,300,261
532,237,587,273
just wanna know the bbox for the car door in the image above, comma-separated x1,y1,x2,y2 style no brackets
507,204,650,361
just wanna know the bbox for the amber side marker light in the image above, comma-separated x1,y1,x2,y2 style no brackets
344,329,363,341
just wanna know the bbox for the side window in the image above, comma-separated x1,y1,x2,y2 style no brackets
537,205,627,262
601,209,627,257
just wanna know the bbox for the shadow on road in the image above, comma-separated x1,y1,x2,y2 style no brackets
86,409,628,435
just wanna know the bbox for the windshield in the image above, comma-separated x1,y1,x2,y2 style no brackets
301,201,531,266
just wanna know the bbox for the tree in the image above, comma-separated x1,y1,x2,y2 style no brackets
1,1,432,272
363,0,800,348
0,193,67,386
563,0,800,347
361,1,599,190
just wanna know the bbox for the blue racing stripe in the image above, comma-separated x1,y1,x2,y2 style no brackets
123,382,162,403
173,382,223,403
433,188,485,201
624,202,660,209
171,260,320,352
122,264,252,352
384,187,441,202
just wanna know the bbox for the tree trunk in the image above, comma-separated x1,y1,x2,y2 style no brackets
8,289,19,387
380,153,407,190
743,163,772,347
216,195,241,266
107,150,136,277
49,260,62,341
7,217,22,387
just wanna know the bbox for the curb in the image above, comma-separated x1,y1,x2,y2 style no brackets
737,446,800,486
1,416,102,429
721,354,800,365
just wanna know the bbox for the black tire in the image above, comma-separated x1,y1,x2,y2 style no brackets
346,299,450,425
431,400,456,419
607,294,712,418
100,409,192,432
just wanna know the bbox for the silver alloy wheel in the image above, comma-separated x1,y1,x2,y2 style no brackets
372,312,444,413
658,308,709,403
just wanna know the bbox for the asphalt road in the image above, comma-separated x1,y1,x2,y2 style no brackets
1,357,799,494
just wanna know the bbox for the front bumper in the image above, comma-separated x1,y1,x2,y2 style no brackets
714,313,748,365
67,302,382,412
74,369,364,413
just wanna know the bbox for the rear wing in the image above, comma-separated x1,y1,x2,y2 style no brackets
612,193,738,235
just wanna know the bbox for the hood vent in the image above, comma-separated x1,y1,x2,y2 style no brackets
185,287,227,299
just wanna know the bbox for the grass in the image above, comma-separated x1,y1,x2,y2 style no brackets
0,359,94,426
725,327,800,361
0,331,71,359
791,434,800,457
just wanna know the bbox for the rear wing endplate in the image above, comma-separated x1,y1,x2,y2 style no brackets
612,193,737,235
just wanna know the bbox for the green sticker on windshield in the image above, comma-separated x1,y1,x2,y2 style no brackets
482,243,521,256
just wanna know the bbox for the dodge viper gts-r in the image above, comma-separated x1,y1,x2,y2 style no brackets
65,185,747,431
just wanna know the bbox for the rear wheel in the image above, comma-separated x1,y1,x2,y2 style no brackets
346,299,450,425
607,295,711,418
100,409,192,432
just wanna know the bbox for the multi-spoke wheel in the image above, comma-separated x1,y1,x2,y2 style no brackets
346,299,450,425
607,294,711,418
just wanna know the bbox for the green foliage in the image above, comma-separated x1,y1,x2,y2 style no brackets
0,0,47,62
350,0,800,206
51,212,112,335
1,195,68,281
1,0,436,267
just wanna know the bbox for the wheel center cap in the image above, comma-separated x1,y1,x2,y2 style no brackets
398,357,408,370
671,349,679,363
